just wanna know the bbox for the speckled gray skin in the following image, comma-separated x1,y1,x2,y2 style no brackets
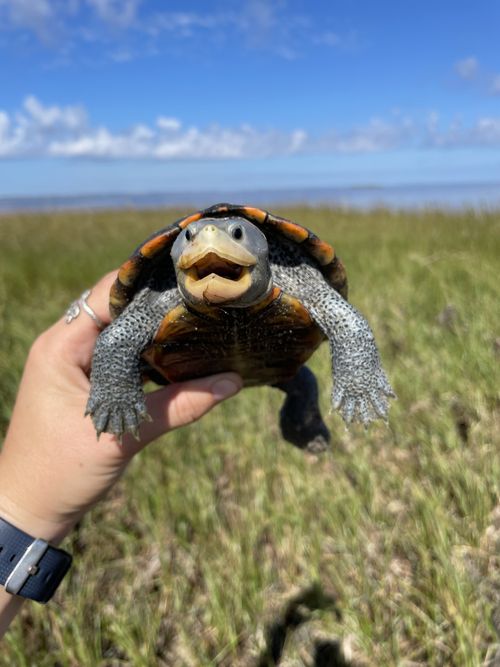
86,279,179,439
87,221,394,442
267,233,395,425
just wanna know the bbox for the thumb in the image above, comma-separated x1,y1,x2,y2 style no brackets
126,373,242,447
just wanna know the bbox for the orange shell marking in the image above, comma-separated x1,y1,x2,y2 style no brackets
110,202,347,321
305,236,335,265
109,287,123,308
117,258,141,286
241,206,267,223
140,233,171,259
153,304,189,343
276,221,309,242
179,212,203,229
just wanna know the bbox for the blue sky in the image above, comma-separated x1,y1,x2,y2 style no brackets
0,0,499,196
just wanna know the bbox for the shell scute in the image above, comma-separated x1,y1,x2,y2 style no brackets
178,212,203,229
323,258,348,299
144,287,325,386
118,258,142,286
110,279,132,319
111,203,348,317
303,234,336,266
240,206,268,223
140,233,174,258
274,220,309,243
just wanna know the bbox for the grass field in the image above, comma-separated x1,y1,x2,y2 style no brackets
0,205,499,666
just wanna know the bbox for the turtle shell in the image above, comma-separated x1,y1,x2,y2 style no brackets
142,287,326,386
110,203,348,319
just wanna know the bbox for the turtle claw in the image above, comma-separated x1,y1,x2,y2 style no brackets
332,371,395,427
332,387,344,411
124,411,142,441
371,392,390,420
85,392,149,441
89,403,111,438
342,397,356,425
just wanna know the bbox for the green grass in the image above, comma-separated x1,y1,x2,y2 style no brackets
1,206,499,666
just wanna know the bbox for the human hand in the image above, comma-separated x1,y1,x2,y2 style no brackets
0,271,242,545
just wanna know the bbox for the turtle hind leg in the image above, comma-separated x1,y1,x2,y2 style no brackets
276,366,330,453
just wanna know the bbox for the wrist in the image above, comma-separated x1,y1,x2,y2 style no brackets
0,515,73,605
0,492,75,547
0,433,84,544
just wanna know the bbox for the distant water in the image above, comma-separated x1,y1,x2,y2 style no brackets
1,181,499,213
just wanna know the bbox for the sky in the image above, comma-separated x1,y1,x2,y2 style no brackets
0,0,499,197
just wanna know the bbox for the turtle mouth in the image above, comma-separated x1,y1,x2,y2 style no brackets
191,252,245,281
177,226,258,304
182,251,254,304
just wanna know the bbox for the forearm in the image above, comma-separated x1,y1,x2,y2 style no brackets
272,260,394,424
0,477,75,640
0,272,241,642
0,588,22,639
87,289,169,438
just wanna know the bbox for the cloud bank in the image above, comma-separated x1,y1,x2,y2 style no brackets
455,56,500,96
0,0,352,61
1,97,500,161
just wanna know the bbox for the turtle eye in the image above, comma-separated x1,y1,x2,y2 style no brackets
231,225,243,240
185,228,192,241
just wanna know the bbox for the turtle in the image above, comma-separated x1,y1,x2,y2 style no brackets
87,203,395,451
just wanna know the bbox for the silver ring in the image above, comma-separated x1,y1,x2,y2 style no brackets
65,289,105,330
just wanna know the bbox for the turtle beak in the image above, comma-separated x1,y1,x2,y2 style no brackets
177,225,258,304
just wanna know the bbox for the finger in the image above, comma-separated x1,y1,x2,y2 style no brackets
60,270,116,336
124,373,242,447
50,270,118,369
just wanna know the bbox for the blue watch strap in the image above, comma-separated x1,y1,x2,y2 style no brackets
0,517,72,603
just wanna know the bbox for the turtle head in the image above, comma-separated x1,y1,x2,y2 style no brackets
171,217,272,307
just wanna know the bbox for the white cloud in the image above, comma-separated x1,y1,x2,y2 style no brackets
0,0,141,36
0,0,55,39
157,117,182,132
470,117,500,145
454,56,500,97
2,96,500,161
423,115,500,148
85,0,141,28
335,117,415,153
490,75,500,95
455,56,479,80
0,96,309,160
51,124,309,160
0,1,349,61
23,95,87,130
0,96,89,157
147,11,223,36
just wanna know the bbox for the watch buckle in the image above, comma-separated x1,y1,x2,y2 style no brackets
4,538,49,595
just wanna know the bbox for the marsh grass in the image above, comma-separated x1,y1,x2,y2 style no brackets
0,206,499,666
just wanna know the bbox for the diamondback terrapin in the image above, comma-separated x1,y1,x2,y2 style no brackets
87,203,394,451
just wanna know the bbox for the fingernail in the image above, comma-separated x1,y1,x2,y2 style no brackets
211,378,241,401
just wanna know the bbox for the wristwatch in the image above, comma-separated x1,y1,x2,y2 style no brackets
0,517,72,603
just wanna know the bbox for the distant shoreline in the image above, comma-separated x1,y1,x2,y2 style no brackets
1,181,499,214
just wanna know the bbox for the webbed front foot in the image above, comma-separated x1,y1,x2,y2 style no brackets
86,297,165,441
85,390,150,440
300,282,396,427
332,336,396,425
